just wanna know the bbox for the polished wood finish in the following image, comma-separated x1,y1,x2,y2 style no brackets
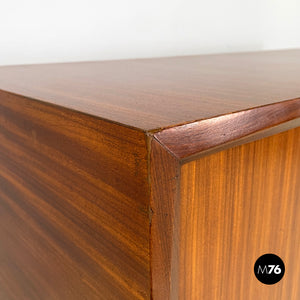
150,140,179,300
1,50,300,299
179,128,300,299
1,49,300,130
0,92,150,299
154,98,300,160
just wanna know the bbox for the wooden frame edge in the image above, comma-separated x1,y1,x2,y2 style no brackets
149,138,180,300
154,98,300,161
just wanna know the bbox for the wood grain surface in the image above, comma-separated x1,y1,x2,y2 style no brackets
178,127,300,299
0,92,150,299
150,139,179,300
154,98,300,160
0,49,300,130
1,51,300,299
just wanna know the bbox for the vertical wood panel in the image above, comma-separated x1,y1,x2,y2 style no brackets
179,127,300,299
150,139,179,300
0,93,150,299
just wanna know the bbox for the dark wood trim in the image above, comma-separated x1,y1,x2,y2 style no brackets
150,139,180,300
180,118,300,163
154,98,300,160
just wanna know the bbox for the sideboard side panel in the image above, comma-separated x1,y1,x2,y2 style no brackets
0,92,150,299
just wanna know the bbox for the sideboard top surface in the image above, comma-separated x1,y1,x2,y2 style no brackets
0,49,300,131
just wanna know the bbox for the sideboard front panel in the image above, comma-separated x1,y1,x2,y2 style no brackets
179,127,300,299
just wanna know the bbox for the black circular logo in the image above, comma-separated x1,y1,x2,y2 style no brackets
254,254,285,285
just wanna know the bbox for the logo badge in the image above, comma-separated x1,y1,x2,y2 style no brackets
254,253,285,285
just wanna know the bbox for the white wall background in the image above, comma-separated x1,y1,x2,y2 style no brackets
0,0,300,66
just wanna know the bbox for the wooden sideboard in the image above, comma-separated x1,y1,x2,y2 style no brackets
0,50,299,299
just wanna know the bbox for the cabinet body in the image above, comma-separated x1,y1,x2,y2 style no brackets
0,50,300,299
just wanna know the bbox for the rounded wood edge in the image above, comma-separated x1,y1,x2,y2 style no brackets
153,98,300,162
